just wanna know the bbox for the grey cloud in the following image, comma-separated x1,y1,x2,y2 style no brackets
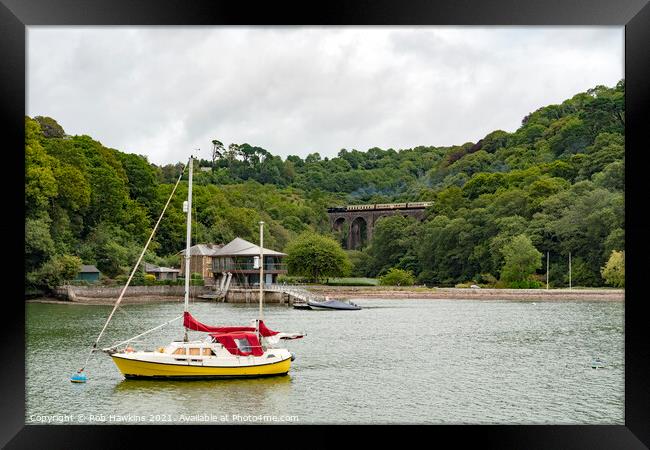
27,26,623,165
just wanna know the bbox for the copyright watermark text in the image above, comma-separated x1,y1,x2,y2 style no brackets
28,413,300,424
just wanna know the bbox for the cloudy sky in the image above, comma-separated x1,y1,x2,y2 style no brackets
27,27,623,165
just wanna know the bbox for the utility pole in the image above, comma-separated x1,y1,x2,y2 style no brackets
568,251,572,290
259,221,264,321
546,251,549,290
183,154,194,342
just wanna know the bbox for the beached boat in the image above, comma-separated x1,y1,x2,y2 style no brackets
292,301,313,310
292,296,361,310
76,155,303,380
307,299,361,310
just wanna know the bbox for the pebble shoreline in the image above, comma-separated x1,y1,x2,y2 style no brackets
307,286,624,301
26,286,624,304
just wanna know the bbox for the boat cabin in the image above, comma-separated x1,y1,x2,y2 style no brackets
161,334,264,358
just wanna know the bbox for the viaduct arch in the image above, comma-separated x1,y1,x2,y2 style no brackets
327,203,431,250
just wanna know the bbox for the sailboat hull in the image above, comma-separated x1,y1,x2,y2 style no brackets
111,354,291,379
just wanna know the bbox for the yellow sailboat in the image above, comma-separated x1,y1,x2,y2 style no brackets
76,155,303,381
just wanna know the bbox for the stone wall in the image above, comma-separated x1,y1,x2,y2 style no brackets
225,289,287,304
52,285,213,303
51,285,294,305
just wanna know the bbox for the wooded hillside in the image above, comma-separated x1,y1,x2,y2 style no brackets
25,80,624,289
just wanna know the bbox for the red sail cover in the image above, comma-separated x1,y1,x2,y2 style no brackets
210,332,264,356
183,311,279,336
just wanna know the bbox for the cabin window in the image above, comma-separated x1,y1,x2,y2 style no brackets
235,338,252,353
172,348,186,355
189,348,201,355
202,348,215,356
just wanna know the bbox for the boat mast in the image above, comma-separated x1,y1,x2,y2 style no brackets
259,220,264,323
183,155,193,339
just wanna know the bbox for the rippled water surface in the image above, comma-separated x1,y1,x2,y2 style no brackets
26,299,624,424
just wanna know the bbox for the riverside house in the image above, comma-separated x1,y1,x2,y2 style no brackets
211,237,287,287
178,238,287,287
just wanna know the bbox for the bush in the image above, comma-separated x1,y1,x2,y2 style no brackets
178,277,204,286
507,279,543,289
477,273,498,286
130,270,146,285
28,254,82,290
379,268,415,286
115,274,128,283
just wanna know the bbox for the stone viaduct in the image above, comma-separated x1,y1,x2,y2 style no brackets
327,203,431,250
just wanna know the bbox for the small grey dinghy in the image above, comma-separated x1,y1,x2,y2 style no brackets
307,299,362,310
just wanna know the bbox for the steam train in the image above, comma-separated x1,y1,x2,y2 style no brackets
327,202,433,213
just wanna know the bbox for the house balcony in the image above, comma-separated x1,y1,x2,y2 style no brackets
213,262,288,273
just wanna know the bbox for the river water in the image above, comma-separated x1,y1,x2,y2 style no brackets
26,298,624,425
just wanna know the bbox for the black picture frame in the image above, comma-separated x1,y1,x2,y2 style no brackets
3,0,649,447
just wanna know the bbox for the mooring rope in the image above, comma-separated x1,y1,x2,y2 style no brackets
79,159,188,370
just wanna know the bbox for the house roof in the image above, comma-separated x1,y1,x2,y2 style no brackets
144,263,180,273
178,243,224,256
177,238,285,257
213,237,286,257
80,264,100,273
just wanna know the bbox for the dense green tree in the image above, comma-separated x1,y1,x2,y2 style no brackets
364,215,418,276
547,116,592,156
500,234,542,283
347,249,373,277
34,116,65,138
601,250,624,287
416,215,477,285
463,172,507,199
25,118,58,215
25,213,56,272
284,232,352,281
116,152,160,207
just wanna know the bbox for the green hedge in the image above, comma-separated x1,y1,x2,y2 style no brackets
276,275,314,284
325,278,379,286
